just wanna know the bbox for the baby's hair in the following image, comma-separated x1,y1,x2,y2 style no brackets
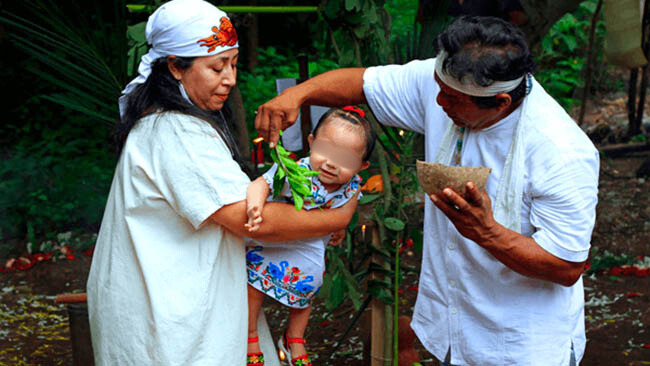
312,106,376,162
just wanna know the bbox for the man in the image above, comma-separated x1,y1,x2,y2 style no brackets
256,16,598,366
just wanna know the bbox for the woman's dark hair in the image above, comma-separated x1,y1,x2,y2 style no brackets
312,107,376,162
435,15,536,108
115,56,250,175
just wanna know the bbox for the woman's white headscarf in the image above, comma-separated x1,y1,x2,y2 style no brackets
119,0,238,117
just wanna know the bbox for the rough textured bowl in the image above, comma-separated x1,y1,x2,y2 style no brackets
416,160,491,196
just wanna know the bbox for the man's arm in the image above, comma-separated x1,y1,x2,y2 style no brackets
432,183,585,287
255,68,367,147
210,193,358,242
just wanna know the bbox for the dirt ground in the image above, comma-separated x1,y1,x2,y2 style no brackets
1,103,649,365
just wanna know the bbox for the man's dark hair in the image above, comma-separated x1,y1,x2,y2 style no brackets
312,107,376,162
435,15,536,108
115,56,249,175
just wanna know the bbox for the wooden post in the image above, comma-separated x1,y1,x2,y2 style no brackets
297,54,311,154
370,225,386,366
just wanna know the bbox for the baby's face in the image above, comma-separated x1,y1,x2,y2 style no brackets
308,119,369,187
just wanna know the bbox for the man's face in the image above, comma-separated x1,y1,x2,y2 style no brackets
434,72,507,130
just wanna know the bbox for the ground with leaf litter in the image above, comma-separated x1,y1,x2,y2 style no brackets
1,132,649,364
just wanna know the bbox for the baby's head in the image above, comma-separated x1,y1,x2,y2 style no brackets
308,106,376,187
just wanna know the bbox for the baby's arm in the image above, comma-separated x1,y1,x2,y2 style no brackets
245,176,270,232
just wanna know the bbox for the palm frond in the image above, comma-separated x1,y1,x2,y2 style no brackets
0,0,129,125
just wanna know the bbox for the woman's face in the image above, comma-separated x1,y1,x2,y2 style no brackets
169,49,238,111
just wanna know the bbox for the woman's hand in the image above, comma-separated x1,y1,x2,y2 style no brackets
429,181,499,245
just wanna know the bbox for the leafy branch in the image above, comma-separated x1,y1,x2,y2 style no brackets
268,132,320,210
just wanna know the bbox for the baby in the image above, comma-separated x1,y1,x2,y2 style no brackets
244,106,375,366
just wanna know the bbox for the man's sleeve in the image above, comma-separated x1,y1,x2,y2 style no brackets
363,59,435,134
529,147,600,262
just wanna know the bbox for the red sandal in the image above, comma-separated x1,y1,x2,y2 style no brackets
277,332,312,366
247,337,264,366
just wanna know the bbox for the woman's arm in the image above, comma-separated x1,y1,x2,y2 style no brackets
210,193,358,242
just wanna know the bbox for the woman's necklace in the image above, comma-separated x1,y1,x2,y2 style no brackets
455,126,466,166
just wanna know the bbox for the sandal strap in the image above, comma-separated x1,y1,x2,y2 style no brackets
286,337,306,344
248,337,259,343
283,331,306,345
291,354,312,366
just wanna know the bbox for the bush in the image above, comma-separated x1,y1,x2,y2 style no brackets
535,0,610,110
0,108,114,246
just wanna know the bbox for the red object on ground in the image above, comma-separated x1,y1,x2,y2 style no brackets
397,315,420,366
55,293,88,303
626,292,642,298
643,344,650,349
609,267,622,276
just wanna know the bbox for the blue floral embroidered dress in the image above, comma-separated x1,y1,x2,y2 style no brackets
246,157,361,308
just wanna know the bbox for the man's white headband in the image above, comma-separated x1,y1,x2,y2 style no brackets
434,51,524,97
118,0,238,117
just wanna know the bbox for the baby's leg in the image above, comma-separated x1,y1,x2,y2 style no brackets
248,285,265,354
287,305,311,357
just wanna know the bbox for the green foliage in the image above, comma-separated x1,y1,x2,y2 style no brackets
319,0,391,66
535,0,607,110
0,0,126,251
0,112,114,246
269,132,320,210
0,0,129,124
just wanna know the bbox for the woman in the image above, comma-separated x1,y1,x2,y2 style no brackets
86,1,356,364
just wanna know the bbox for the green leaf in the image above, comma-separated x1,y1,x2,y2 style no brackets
273,173,285,199
292,190,304,211
368,286,393,305
384,217,405,231
359,194,380,205
347,211,359,231
327,273,346,308
345,0,358,11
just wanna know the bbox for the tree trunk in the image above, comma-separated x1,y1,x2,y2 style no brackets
519,0,584,48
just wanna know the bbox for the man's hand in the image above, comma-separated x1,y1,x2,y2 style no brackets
429,181,500,245
328,229,346,246
255,90,301,148
245,205,263,232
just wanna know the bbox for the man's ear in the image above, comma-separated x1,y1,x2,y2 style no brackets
360,161,370,170
307,134,314,148
167,56,183,81
496,92,512,110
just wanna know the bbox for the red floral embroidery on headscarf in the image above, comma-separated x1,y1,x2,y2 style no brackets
197,17,238,52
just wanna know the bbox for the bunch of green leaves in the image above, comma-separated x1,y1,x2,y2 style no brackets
535,0,607,110
268,132,320,210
